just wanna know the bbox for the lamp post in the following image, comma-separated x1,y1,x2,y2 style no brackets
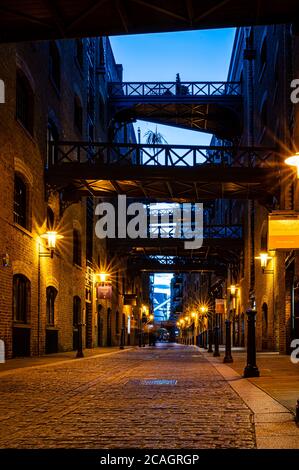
243,308,260,377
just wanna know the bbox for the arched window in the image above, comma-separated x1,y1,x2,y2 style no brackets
16,70,34,134
49,42,61,91
47,206,55,231
46,286,57,325
73,229,82,266
13,275,30,323
75,39,84,69
74,95,83,133
73,296,81,326
14,174,27,228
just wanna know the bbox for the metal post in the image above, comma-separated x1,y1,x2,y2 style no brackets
223,319,233,363
120,325,125,350
243,308,260,377
208,327,213,353
76,323,84,358
213,326,220,357
204,330,208,349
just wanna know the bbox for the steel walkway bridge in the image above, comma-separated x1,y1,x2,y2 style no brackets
107,224,243,250
128,255,228,274
109,81,242,138
46,141,280,202
0,1,297,43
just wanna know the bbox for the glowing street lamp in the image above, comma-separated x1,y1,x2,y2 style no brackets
255,252,272,269
98,272,108,283
191,311,197,319
199,305,208,315
285,153,299,178
229,285,237,296
41,231,64,257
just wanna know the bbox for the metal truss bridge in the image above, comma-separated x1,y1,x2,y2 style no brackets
0,1,297,43
47,141,280,202
128,255,228,274
109,81,242,137
107,224,243,251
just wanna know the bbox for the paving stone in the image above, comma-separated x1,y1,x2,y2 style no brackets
0,344,256,449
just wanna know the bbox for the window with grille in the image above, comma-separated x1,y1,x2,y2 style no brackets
13,275,30,323
47,120,59,167
14,175,27,228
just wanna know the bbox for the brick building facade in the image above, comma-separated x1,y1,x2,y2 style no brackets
178,25,299,354
0,37,148,359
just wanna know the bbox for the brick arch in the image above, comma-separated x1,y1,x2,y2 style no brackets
14,157,33,186
12,260,33,281
45,276,59,291
73,219,82,231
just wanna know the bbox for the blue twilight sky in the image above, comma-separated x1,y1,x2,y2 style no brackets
110,28,236,146
110,29,236,310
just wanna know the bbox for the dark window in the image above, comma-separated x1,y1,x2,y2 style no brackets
99,95,106,129
73,296,81,326
47,207,55,231
75,39,84,69
13,275,30,323
14,174,27,228
74,95,83,133
47,120,59,167
16,71,34,134
261,101,268,130
73,229,82,266
86,197,94,261
260,37,267,75
115,311,120,335
49,42,61,91
46,286,57,325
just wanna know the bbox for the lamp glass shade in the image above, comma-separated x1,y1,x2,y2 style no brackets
285,153,299,177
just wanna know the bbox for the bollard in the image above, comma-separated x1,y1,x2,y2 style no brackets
223,319,233,363
208,328,213,353
213,326,220,357
243,308,260,377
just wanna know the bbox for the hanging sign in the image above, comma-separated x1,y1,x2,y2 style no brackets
97,285,112,300
215,299,225,314
268,212,299,249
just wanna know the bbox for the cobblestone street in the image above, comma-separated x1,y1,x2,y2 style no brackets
0,344,256,449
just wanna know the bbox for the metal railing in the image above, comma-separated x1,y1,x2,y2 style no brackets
109,81,242,98
48,142,277,169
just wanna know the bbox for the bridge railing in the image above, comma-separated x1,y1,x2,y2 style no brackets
48,142,277,169
109,81,242,98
